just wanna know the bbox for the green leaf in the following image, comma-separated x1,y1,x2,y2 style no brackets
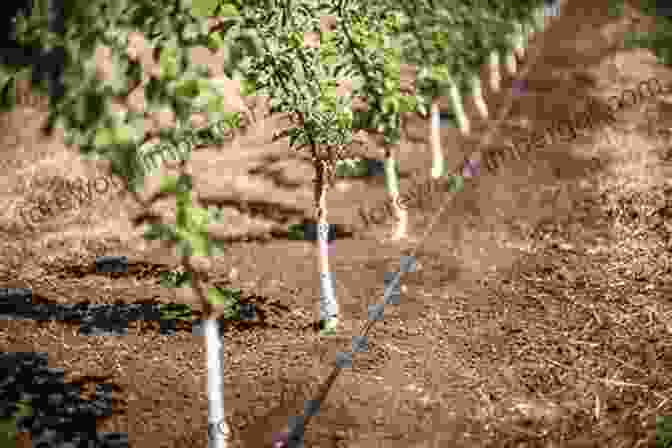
658,415,672,448
207,32,226,52
205,95,227,116
220,111,241,130
158,43,180,80
335,159,353,177
186,205,210,231
207,286,225,305
175,270,192,287
159,271,180,288
445,174,464,193
0,417,17,445
145,78,165,103
175,199,190,230
382,96,399,114
0,75,16,112
93,128,115,148
210,240,226,256
190,232,210,257
222,31,262,77
207,205,224,223
176,174,193,192
174,78,201,99
336,158,369,177
116,124,141,144
240,78,257,97
14,400,32,417
287,223,304,240
177,227,210,256
159,269,192,289
0,399,31,445
207,286,241,319
175,239,193,258
159,175,180,195
158,174,191,197
143,223,178,241
159,303,193,321
399,95,417,113
218,4,240,17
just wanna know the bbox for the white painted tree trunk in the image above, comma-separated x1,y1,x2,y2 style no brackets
504,49,517,76
447,81,470,135
316,172,338,323
469,75,489,120
204,318,229,448
488,51,501,93
544,1,561,26
533,6,546,32
523,20,534,42
384,151,407,240
512,23,526,61
429,100,445,179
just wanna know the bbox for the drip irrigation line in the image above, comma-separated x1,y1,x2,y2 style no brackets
285,7,560,447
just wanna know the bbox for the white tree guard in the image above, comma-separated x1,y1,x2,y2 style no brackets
205,319,228,448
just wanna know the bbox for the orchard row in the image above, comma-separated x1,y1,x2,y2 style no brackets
4,1,563,447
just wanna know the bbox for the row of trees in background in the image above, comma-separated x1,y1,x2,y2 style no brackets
2,0,562,446
624,0,672,64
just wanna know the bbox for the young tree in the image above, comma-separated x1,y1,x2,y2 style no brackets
8,1,263,446
341,8,414,241
237,0,393,335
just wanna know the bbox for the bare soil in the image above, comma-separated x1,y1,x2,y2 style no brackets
1,0,670,447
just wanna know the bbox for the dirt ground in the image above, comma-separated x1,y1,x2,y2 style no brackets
1,0,671,446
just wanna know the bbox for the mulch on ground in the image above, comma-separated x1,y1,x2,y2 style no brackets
0,0,670,447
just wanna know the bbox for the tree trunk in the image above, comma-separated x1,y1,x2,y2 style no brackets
384,147,407,240
504,49,517,76
470,75,489,120
533,5,546,33
204,318,229,448
315,161,338,326
447,81,470,135
429,99,445,178
488,51,501,93
512,23,526,61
